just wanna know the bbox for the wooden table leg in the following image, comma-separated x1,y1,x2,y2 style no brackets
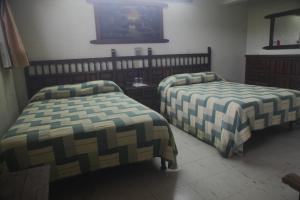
288,122,294,131
161,158,167,170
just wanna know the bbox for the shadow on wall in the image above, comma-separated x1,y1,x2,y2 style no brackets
10,0,53,59
0,68,19,136
10,0,53,111
12,68,28,111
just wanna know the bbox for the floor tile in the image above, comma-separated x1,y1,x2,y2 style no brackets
50,125,300,200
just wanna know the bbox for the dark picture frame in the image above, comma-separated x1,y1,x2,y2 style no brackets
88,1,169,44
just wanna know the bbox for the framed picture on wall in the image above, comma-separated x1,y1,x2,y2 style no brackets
88,1,169,44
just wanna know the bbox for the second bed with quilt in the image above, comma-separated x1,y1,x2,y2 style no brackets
159,72,300,157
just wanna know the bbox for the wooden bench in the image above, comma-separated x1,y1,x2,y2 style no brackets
0,165,50,200
282,173,300,200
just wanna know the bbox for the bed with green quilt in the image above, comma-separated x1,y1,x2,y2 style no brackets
0,81,177,181
158,72,300,157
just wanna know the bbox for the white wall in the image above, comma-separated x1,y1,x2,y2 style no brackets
10,0,248,107
246,0,300,55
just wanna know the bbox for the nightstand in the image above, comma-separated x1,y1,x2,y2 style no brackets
122,83,160,112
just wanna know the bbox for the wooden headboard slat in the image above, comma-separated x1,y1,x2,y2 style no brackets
26,47,212,97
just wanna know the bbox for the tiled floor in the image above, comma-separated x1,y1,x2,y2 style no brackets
50,125,300,200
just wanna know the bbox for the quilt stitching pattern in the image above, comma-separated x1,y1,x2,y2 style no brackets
159,73,300,157
0,81,177,181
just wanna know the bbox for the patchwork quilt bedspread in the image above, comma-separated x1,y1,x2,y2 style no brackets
159,72,300,157
0,81,177,181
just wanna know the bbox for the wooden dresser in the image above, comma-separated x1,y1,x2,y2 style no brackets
245,55,300,90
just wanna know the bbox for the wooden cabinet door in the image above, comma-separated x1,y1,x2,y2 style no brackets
245,57,269,86
246,55,300,90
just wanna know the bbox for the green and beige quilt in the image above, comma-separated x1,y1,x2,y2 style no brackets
0,81,177,181
159,72,300,157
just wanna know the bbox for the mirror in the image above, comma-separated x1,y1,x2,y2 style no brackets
274,15,300,46
264,8,300,50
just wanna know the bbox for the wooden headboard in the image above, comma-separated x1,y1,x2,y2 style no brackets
26,47,212,97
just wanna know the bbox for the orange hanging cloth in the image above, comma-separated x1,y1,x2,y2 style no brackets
1,0,29,68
